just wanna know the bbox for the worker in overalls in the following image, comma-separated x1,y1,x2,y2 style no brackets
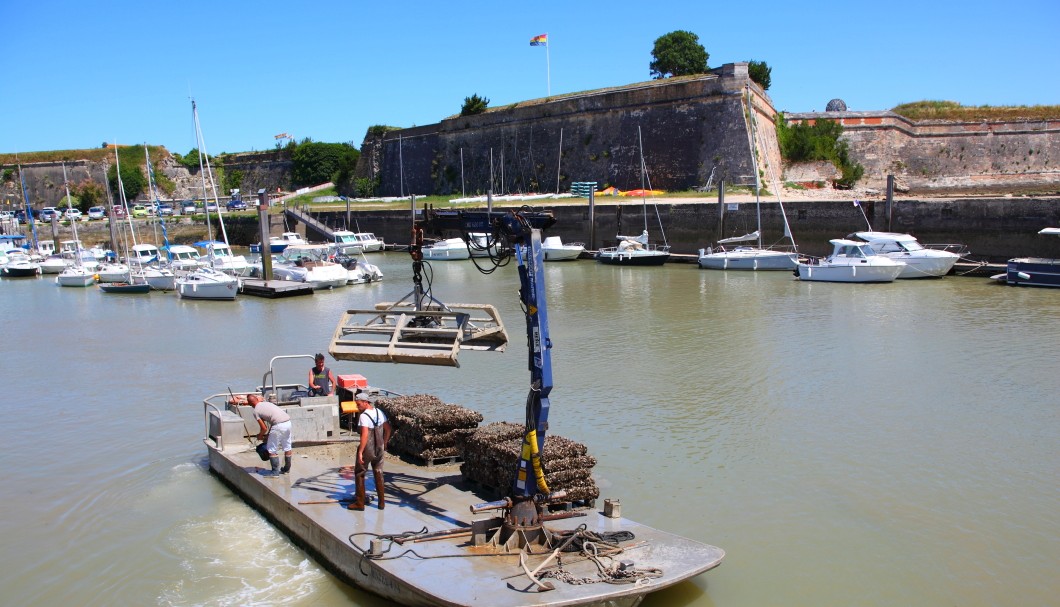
348,394,392,511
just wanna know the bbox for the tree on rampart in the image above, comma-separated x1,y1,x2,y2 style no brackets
650,31,709,78
292,140,358,188
748,60,771,90
776,115,864,188
461,94,490,116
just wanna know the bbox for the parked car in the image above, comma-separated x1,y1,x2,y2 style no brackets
112,204,125,219
226,199,248,211
39,207,62,222
131,205,148,218
15,209,34,222
158,203,174,217
205,201,219,212
181,200,197,215
87,206,107,220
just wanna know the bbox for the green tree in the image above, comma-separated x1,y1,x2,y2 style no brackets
748,60,772,90
73,179,106,210
291,141,358,187
649,30,709,79
775,114,864,188
461,94,490,116
106,146,148,202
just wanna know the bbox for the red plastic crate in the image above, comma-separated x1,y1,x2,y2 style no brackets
337,374,368,389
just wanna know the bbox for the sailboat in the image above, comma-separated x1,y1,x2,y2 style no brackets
97,144,135,286
698,85,798,271
132,144,176,290
3,166,41,277
175,100,239,300
56,163,96,287
597,126,671,266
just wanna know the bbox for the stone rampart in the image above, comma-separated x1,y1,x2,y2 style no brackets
356,64,768,197
786,111,1060,195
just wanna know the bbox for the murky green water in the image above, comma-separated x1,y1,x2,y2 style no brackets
1,254,1057,606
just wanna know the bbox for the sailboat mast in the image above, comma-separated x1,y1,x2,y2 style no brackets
746,86,763,250
192,100,230,248
192,100,215,252
60,163,83,265
16,161,39,252
637,126,647,233
114,143,139,249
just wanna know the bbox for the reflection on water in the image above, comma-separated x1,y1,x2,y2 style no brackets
1,255,1057,607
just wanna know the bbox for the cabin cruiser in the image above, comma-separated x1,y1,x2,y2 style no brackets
795,239,905,283
997,227,1060,288
541,235,586,261
175,266,238,300
421,237,471,261
330,230,364,255
250,231,305,254
0,248,41,277
272,244,348,289
164,244,206,273
353,232,384,252
848,231,962,278
194,240,250,277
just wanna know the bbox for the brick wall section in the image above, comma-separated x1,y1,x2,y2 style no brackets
786,111,1060,195
355,64,768,197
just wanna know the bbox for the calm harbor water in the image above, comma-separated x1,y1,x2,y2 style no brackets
1,254,1057,607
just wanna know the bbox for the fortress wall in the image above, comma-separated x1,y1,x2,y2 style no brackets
787,111,1060,195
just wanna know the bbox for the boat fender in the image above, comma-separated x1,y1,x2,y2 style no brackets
793,266,800,278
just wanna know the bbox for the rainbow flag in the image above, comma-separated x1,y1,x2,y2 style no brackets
530,34,547,46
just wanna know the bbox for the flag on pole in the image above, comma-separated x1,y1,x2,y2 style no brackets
853,199,860,207
530,34,548,46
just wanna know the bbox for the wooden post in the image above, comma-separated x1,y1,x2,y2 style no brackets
257,189,272,281
886,174,895,231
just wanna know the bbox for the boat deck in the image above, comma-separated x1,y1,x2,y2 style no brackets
207,436,724,607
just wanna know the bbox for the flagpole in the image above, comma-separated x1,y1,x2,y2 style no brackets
546,34,551,97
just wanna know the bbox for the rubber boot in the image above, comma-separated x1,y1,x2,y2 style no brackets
281,452,292,474
347,473,366,510
374,470,386,510
262,456,281,477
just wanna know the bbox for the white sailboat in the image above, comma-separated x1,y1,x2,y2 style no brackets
699,85,798,271
56,163,96,287
130,145,176,291
597,126,671,266
176,100,239,300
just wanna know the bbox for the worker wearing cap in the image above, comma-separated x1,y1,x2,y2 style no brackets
348,393,391,511
247,393,293,477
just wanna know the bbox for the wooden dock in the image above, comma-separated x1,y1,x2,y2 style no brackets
240,279,315,298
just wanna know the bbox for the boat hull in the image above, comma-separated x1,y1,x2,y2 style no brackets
99,282,151,294
597,251,670,266
56,269,96,287
1,263,41,277
176,270,239,300
422,246,471,261
888,252,959,278
698,249,797,270
1004,258,1060,288
543,246,585,261
795,262,904,283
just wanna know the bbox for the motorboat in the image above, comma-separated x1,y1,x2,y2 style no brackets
336,253,384,285
0,249,41,277
95,261,131,283
250,231,305,254
194,240,250,277
330,230,364,255
273,244,348,289
597,230,671,266
128,244,162,269
353,232,384,252
135,266,177,291
39,254,68,274
848,231,962,278
175,266,239,300
468,232,501,258
165,244,205,272
794,239,906,283
997,227,1060,288
541,235,586,261
421,237,471,261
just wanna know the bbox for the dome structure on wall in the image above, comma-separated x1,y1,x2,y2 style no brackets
826,98,848,112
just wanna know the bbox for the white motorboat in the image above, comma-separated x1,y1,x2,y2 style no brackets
848,231,962,278
422,237,471,261
194,240,250,277
331,230,364,255
344,256,384,285
273,244,348,289
353,232,384,252
0,249,41,277
134,266,177,291
95,261,131,283
795,239,906,283
252,231,305,254
165,244,205,272
468,232,501,258
541,235,586,261
175,266,238,300
128,243,162,268
39,254,68,274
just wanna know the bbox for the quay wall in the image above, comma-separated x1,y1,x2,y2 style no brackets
301,197,1060,263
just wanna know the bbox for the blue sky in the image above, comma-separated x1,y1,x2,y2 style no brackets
3,0,1058,156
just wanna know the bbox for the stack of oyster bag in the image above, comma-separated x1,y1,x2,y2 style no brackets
461,421,600,504
376,394,483,461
